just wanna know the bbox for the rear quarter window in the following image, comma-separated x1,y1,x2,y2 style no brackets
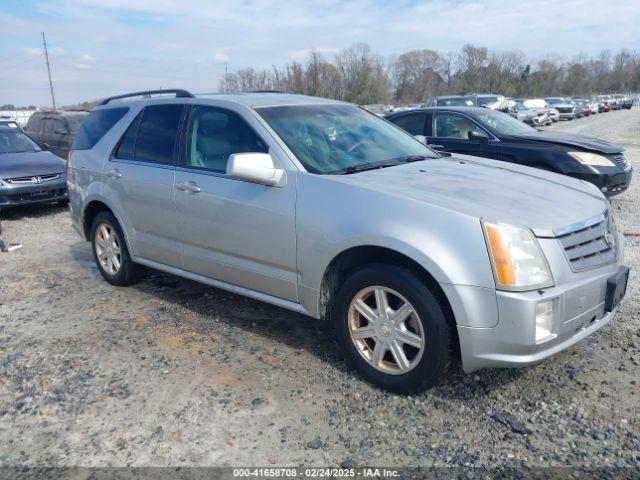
72,107,129,150
25,114,43,132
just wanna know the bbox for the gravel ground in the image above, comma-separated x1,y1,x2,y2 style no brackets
0,109,639,470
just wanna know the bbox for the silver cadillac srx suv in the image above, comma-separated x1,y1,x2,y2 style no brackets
68,89,629,393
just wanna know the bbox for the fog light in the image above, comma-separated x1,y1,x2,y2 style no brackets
535,300,554,342
601,186,608,192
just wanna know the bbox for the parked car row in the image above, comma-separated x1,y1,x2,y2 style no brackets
424,93,634,126
55,89,630,394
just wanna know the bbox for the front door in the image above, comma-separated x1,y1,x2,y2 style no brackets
427,111,502,160
174,105,298,302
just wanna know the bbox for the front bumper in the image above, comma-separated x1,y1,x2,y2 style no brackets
455,231,627,373
0,179,68,207
558,112,575,120
574,166,633,197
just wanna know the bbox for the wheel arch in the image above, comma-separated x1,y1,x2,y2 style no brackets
318,245,460,361
81,199,134,256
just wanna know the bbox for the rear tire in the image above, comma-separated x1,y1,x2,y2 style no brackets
90,211,139,286
332,264,452,394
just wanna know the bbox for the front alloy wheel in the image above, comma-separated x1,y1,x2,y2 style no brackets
348,286,425,375
333,264,452,394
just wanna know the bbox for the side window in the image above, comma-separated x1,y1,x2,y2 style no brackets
185,106,268,173
432,113,478,140
114,111,142,160
390,113,426,136
73,107,129,151
52,118,66,134
134,104,183,165
42,118,55,134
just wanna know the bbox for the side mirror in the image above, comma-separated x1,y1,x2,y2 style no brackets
54,128,67,135
227,153,286,187
41,142,51,150
414,135,427,145
468,130,489,143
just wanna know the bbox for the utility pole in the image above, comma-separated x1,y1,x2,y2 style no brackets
42,32,56,110
225,62,228,93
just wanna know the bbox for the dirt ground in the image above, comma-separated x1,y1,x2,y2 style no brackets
0,108,639,469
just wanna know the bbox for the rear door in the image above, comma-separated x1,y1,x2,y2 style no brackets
388,112,428,137
108,103,184,266
49,117,69,157
173,105,298,302
427,111,502,160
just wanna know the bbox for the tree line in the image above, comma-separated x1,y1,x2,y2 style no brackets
219,44,640,105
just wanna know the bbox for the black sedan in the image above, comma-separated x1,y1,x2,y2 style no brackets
385,107,632,197
0,126,68,208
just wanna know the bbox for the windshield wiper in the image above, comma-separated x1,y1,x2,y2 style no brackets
332,155,430,175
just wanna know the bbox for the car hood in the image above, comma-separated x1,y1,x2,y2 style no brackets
0,151,66,180
334,154,607,237
510,131,622,154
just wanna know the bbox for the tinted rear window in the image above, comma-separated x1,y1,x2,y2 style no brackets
114,111,142,160
25,114,43,132
134,104,183,165
72,107,129,150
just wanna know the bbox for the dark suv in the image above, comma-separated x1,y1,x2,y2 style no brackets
24,110,89,159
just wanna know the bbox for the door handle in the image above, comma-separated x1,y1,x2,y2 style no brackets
176,181,201,193
106,169,122,179
428,144,445,149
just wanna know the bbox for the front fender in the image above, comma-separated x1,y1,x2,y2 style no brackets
295,173,496,318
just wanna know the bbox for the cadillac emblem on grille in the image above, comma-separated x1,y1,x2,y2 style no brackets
604,214,616,249
31,176,43,184
604,230,616,249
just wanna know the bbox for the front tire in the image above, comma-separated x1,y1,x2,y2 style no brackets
332,264,452,394
90,211,139,286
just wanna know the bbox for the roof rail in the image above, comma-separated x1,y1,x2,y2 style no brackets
97,89,194,106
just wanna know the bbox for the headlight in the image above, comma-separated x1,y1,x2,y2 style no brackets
567,151,616,167
482,221,554,291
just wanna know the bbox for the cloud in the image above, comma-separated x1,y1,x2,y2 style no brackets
0,0,639,106
23,47,42,57
213,52,229,63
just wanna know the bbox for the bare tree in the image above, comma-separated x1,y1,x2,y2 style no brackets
391,49,444,103
220,43,640,104
335,43,390,104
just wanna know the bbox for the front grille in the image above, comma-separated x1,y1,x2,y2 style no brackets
4,173,61,184
556,107,574,114
608,153,631,171
557,214,617,271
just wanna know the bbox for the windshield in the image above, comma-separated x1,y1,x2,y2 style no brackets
546,98,564,105
437,97,474,106
63,112,89,132
476,96,499,107
257,104,438,174
0,130,42,154
474,110,536,135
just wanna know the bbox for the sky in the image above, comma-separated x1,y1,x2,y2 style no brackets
1,0,639,107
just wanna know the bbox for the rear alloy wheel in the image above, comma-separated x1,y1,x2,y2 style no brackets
95,223,122,276
333,264,452,394
91,211,139,286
